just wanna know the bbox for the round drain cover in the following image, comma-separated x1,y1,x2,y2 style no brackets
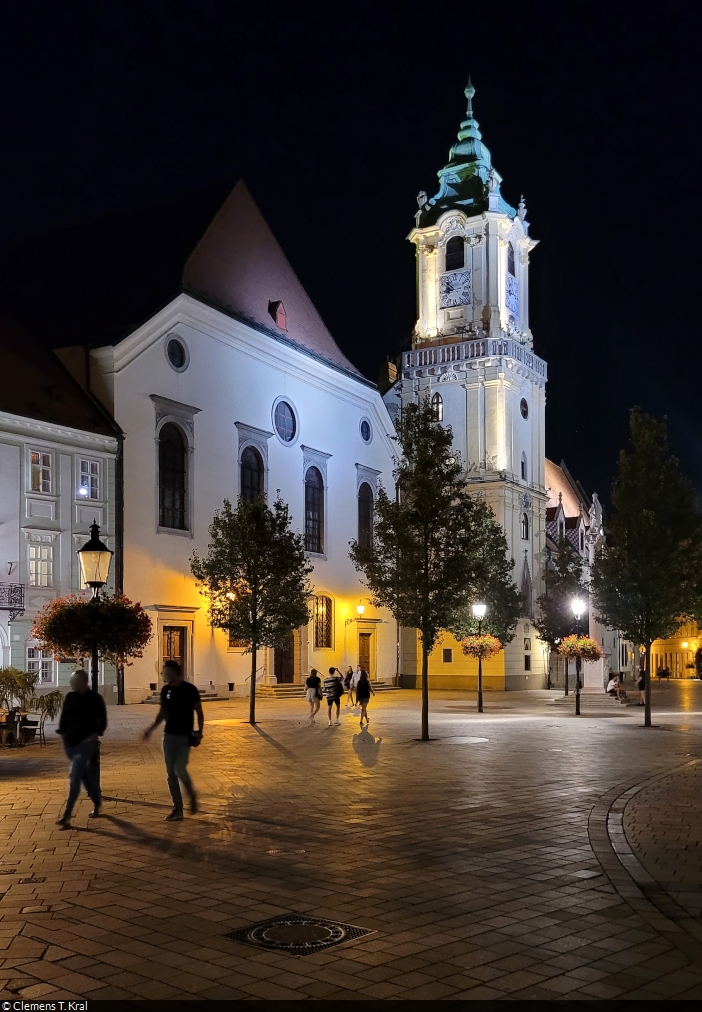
263,923,333,944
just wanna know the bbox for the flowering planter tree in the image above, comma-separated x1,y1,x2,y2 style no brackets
32,595,153,702
461,634,503,661
557,635,603,663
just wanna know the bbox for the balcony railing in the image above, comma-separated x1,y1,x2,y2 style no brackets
0,583,26,621
405,337,547,379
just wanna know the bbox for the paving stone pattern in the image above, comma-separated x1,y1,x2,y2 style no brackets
2,683,702,1001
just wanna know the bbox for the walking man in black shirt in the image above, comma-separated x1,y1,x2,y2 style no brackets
143,659,204,822
55,669,107,828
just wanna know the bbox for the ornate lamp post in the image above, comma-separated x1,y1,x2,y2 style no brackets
571,598,586,716
472,602,487,713
77,522,113,693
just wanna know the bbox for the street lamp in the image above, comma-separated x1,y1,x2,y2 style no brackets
472,602,487,714
77,522,113,692
571,598,585,717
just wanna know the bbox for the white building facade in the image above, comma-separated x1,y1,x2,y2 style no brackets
61,183,398,702
385,82,548,690
0,361,119,695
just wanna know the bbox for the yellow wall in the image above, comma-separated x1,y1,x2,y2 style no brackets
402,629,506,690
651,621,699,678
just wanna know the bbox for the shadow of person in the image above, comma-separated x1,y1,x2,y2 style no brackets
352,727,383,767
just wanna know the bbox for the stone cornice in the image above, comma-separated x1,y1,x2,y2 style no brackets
0,411,119,454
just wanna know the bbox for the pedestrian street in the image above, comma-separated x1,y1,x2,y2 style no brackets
2,682,702,1002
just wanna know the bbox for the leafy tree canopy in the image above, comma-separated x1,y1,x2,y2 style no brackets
191,496,313,723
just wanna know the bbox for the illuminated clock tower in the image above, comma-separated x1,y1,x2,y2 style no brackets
387,81,548,690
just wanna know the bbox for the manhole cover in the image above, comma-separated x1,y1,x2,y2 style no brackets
225,913,374,955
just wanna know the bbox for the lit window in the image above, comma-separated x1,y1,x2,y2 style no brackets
78,459,100,500
508,243,516,277
314,594,332,648
27,646,54,684
443,648,453,663
521,513,529,540
30,451,51,493
274,401,296,443
240,446,263,503
159,424,188,530
358,482,373,550
431,392,443,422
305,467,324,554
29,544,52,587
445,236,465,271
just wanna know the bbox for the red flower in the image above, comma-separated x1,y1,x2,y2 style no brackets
31,594,153,665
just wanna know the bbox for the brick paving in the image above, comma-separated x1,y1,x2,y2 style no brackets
2,682,702,1001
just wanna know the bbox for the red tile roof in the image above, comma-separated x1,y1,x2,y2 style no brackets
182,181,364,380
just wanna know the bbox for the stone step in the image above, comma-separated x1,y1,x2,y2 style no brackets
142,690,220,704
257,682,401,700
550,693,635,708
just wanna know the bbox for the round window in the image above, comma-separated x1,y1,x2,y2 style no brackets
166,337,187,371
274,400,296,442
520,398,529,420
360,419,372,443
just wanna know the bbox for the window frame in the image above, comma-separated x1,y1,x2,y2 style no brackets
521,512,530,540
507,242,516,277
357,481,374,551
304,466,325,555
77,457,101,501
157,422,189,533
240,445,264,503
29,449,52,495
445,235,465,272
27,645,55,684
28,542,53,588
430,392,443,422
272,396,299,446
164,333,190,373
313,594,333,649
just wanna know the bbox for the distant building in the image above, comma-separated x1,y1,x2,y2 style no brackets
58,183,398,702
0,333,120,698
384,81,548,690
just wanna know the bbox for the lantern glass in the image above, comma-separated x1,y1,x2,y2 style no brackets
571,598,585,620
472,602,487,621
356,603,365,616
77,523,113,590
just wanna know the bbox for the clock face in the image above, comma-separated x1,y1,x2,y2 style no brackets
439,269,471,309
505,274,519,314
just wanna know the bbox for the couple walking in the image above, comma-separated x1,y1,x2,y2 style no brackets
55,659,203,827
305,665,375,726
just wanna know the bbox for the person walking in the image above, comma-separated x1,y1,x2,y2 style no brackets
55,669,107,828
356,669,376,726
344,666,354,706
350,664,362,707
143,660,204,821
305,668,322,723
637,668,646,705
324,667,344,726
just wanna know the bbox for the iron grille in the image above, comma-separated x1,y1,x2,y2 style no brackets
0,583,25,621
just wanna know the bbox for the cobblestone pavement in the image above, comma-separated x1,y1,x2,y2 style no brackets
2,682,702,1002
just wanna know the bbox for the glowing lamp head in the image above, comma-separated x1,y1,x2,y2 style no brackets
226,591,237,602
682,641,689,649
77,522,113,591
78,486,89,496
472,602,487,621
356,603,365,616
571,598,586,620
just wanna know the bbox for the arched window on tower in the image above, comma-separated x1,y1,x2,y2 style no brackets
305,466,324,554
431,392,443,422
508,242,516,277
521,513,530,540
521,452,527,481
240,446,263,503
445,235,465,272
158,423,187,530
358,482,374,550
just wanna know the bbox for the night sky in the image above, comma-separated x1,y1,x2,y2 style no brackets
1,1,700,503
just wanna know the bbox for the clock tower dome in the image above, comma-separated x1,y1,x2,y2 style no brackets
387,81,548,690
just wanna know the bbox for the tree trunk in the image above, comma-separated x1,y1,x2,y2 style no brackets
421,639,429,741
644,638,652,728
249,645,257,725
564,656,569,695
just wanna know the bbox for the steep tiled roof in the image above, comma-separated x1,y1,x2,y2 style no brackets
182,181,364,380
545,459,588,518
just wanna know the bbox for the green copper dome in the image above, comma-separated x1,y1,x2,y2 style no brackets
416,80,516,228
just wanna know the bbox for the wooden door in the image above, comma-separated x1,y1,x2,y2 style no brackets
162,626,186,680
274,633,295,683
358,632,372,679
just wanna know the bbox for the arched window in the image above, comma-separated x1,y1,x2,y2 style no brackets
508,242,516,277
521,452,527,481
240,446,263,503
445,235,465,272
305,466,324,554
431,392,443,422
358,482,374,550
159,423,187,530
314,594,332,648
521,513,529,540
